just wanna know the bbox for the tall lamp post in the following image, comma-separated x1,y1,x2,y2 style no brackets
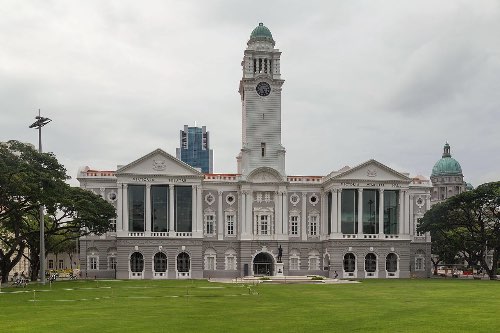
29,110,52,284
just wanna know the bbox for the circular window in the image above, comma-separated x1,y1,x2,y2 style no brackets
226,194,235,205
416,197,424,207
290,193,300,206
205,193,215,205
309,194,319,206
107,192,117,202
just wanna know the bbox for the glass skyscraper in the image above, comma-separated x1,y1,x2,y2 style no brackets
175,125,213,173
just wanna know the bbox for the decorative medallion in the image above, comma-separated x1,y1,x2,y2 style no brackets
309,194,319,206
367,169,377,177
107,191,117,202
152,159,167,171
290,193,300,206
205,193,215,205
226,194,235,206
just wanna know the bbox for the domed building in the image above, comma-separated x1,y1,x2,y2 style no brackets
430,143,469,204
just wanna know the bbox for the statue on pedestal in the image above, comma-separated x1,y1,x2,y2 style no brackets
277,245,283,263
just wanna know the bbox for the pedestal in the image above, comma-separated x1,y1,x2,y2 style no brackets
275,262,284,276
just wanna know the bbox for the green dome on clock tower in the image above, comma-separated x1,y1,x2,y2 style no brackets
431,142,463,176
249,23,275,44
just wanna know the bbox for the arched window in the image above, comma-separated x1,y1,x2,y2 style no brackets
365,253,377,273
177,252,190,273
415,250,425,271
386,253,398,273
225,249,237,270
204,248,217,270
308,250,320,271
289,249,300,271
130,252,144,272
154,252,167,272
343,253,356,272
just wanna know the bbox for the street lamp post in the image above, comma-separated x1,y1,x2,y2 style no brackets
29,109,52,284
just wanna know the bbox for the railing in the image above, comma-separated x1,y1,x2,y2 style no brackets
128,232,145,237
363,234,379,239
154,272,167,278
177,271,191,279
384,234,400,239
151,232,168,237
342,234,358,239
129,272,143,279
175,232,192,237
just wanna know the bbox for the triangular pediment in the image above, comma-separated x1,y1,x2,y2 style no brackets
116,149,202,176
330,159,411,183
247,167,285,183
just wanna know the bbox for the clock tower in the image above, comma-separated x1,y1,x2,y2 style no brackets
237,23,286,179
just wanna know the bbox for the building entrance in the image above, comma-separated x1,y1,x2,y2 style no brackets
253,252,273,276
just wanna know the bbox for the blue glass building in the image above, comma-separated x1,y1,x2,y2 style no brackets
175,125,213,173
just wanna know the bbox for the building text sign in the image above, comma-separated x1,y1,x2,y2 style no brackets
131,177,187,183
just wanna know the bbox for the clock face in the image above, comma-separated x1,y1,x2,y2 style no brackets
256,82,271,97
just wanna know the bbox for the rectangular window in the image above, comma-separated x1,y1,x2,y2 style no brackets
341,189,358,234
290,257,299,270
90,257,98,270
309,216,318,236
260,215,268,235
109,257,117,270
206,214,215,235
226,257,236,270
58,259,64,270
48,259,54,269
384,190,399,234
128,185,145,232
206,257,215,270
291,216,298,235
415,218,423,236
109,218,117,232
415,257,424,271
226,214,235,236
362,189,379,234
151,185,168,232
175,186,192,232
309,258,319,270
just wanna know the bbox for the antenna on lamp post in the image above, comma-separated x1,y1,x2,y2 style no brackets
29,109,52,285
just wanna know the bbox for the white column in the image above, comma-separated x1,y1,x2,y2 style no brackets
404,190,410,235
321,192,327,237
123,184,129,232
117,184,123,232
330,190,337,236
336,189,342,234
145,184,151,233
100,187,105,199
238,191,244,237
274,191,282,235
191,185,197,234
378,189,384,235
398,190,404,235
218,190,224,240
282,191,288,237
169,185,175,233
197,185,203,235
357,189,363,235
246,190,253,236
409,194,414,236
301,192,307,241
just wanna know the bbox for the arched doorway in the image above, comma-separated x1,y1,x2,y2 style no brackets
253,252,273,276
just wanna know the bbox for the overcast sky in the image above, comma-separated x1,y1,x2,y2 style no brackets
1,0,499,187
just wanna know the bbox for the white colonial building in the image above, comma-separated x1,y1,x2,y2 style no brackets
77,23,432,280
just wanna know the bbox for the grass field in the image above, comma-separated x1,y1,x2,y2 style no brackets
0,278,498,332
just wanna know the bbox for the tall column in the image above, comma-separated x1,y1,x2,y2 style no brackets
169,185,175,233
357,189,363,235
246,190,253,236
330,190,337,236
123,184,129,232
378,189,384,235
282,191,288,237
336,189,342,234
192,185,197,234
274,191,282,235
196,185,203,234
409,194,414,236
117,184,123,232
398,190,404,235
145,184,151,233
218,190,224,240
321,192,327,237
100,187,105,199
301,192,307,241
238,191,244,237
404,190,410,235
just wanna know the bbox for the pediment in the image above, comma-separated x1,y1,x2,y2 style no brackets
116,149,202,176
330,159,411,183
247,167,284,183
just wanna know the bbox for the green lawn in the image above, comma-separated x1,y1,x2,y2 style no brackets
0,279,498,332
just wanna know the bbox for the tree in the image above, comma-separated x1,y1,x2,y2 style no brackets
0,141,116,282
419,181,500,279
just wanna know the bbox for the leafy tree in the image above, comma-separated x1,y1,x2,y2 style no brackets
419,182,500,279
0,141,116,282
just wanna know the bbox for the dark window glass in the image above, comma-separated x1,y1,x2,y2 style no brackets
175,186,192,232
341,189,357,234
384,191,398,234
128,185,145,232
343,253,356,272
177,252,190,272
151,185,168,232
328,192,332,234
362,190,379,234
154,252,167,272
386,253,398,272
130,252,144,272
365,253,377,272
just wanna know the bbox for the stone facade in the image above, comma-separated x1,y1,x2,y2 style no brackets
77,23,432,280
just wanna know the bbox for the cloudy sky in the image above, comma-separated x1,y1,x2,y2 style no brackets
1,0,499,186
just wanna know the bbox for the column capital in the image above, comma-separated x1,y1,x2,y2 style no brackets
379,188,384,193
169,184,174,189
302,192,307,198
146,184,151,189
122,183,128,188
218,190,224,196
358,188,363,193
